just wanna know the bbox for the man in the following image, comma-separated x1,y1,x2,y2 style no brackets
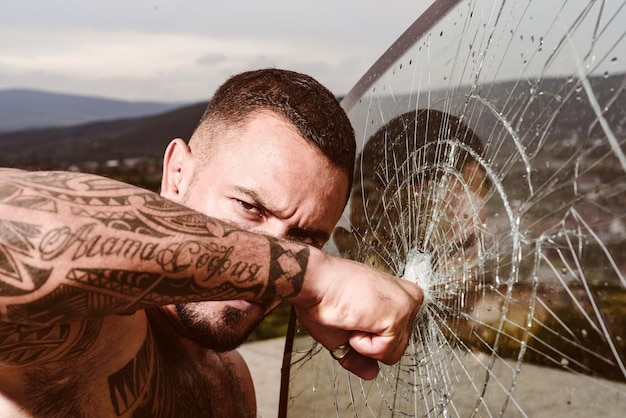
0,69,423,417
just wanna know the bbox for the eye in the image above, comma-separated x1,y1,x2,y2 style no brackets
236,199,264,219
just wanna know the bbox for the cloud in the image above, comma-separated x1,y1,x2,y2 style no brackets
0,0,432,101
0,26,374,101
197,53,228,66
0,28,281,78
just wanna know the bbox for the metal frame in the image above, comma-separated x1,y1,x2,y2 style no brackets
341,0,462,111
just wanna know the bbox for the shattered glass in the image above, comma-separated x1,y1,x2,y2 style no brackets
281,0,626,416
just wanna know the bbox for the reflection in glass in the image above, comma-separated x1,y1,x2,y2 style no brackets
283,0,626,416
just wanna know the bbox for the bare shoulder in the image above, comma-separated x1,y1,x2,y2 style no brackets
0,313,148,417
0,312,146,368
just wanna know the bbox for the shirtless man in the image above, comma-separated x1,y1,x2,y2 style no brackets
0,69,423,417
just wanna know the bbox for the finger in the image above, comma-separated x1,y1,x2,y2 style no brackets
336,349,380,380
349,331,408,365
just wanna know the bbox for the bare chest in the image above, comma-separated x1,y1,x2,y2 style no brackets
4,334,252,417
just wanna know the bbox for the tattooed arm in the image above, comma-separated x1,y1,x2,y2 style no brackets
0,169,311,325
0,169,422,378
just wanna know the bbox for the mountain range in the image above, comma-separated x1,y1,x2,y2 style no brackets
0,99,207,170
0,89,184,133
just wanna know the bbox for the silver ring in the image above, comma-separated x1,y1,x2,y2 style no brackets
330,342,353,361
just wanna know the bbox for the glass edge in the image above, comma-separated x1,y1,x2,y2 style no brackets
341,0,463,112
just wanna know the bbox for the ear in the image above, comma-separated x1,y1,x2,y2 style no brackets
161,138,195,201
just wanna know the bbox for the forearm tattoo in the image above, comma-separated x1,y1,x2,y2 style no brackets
0,171,310,361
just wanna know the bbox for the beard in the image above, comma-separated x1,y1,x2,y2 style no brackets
175,302,269,352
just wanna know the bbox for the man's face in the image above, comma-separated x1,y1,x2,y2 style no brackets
165,111,349,352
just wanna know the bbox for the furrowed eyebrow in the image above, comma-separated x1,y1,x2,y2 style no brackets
234,186,330,247
234,186,273,213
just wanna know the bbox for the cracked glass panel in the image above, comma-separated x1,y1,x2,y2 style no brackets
281,0,626,417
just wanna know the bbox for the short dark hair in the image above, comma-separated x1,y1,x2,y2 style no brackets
190,68,356,195
360,109,485,181
346,108,489,261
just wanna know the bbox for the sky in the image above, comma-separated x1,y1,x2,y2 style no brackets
0,0,432,103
